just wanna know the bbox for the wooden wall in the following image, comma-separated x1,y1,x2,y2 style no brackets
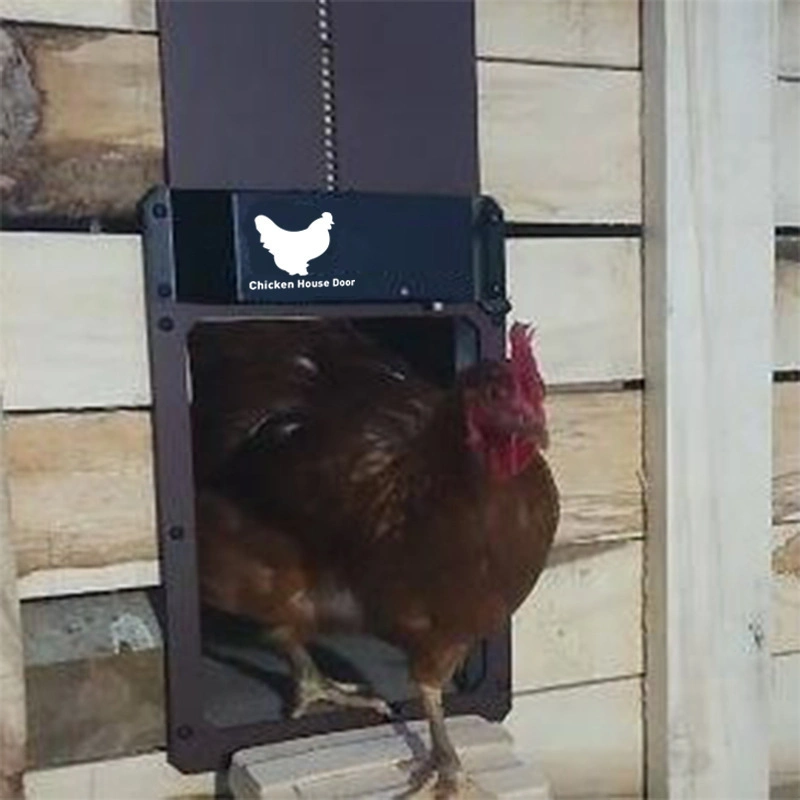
0,0,797,797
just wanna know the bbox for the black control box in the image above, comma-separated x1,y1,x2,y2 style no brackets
140,188,508,315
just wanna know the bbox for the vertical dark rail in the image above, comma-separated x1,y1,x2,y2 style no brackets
331,0,478,194
157,0,322,189
156,0,477,196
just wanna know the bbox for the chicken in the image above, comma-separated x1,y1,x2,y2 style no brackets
190,319,559,798
254,212,334,276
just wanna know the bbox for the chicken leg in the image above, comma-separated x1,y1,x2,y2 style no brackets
403,682,497,800
401,642,493,799
419,683,464,797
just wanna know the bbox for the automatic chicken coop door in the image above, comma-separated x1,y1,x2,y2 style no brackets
142,188,512,772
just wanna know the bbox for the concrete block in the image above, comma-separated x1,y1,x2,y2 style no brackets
229,715,551,799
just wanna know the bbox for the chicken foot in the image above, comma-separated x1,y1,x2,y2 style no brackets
270,633,392,719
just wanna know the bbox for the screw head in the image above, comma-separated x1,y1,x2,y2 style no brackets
168,525,184,541
176,725,193,740
158,316,175,332
157,282,172,298
153,203,168,219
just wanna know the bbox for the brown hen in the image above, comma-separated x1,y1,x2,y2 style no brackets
190,319,559,797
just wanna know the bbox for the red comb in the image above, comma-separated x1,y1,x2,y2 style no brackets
509,322,545,402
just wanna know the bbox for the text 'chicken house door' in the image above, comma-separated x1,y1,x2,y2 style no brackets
234,192,477,304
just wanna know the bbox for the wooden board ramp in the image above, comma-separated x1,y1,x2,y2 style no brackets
228,716,550,800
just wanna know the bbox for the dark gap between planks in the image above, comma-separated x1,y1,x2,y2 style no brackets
3,216,798,241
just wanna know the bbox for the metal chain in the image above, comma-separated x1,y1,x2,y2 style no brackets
317,0,338,192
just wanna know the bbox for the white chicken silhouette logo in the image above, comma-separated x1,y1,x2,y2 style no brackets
254,212,334,276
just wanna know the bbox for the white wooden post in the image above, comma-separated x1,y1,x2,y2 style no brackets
642,0,776,798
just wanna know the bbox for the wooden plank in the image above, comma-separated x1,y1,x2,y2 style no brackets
478,61,640,223
0,232,638,407
2,25,644,225
642,0,775,796
26,650,164,769
2,233,797,413
0,396,26,800
1,233,642,410
509,238,641,384
5,411,156,578
18,561,159,601
0,22,797,225
19,592,165,769
12,525,795,752
514,522,799,697
774,382,799,525
0,24,161,222
507,678,643,799
512,237,797,381
508,652,800,800
24,752,214,800
513,539,642,694
7,382,798,599
776,79,800,227
476,0,797,77
0,233,150,411
547,390,642,544
772,525,800,656
771,652,800,787
0,0,155,31
475,0,639,68
775,238,800,372
0,0,794,78
4,393,638,584
779,0,800,77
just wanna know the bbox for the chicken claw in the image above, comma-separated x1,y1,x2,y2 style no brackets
264,631,392,719
397,757,495,800
291,670,393,719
